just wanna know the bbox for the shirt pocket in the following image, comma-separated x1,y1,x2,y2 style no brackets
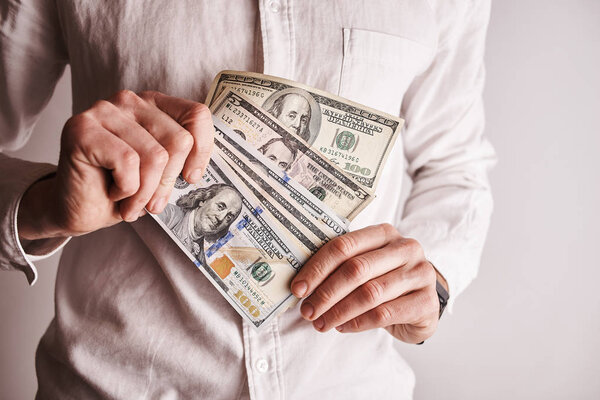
338,28,435,116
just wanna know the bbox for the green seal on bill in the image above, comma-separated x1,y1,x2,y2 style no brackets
309,186,326,201
335,131,356,151
251,262,273,283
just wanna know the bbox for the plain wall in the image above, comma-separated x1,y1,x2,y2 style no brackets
1,1,599,399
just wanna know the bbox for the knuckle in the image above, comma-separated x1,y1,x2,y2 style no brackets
426,287,439,314
133,191,152,206
314,285,335,305
167,130,194,153
138,90,158,100
414,288,437,319
349,317,361,331
62,114,95,146
373,304,393,325
189,103,211,121
121,180,138,196
416,261,436,283
113,89,138,105
343,256,370,281
379,223,397,239
309,261,329,281
121,148,140,167
405,238,424,258
62,115,84,137
147,146,169,167
159,174,177,188
179,130,195,150
324,305,343,324
361,280,384,304
90,99,114,114
330,235,356,259
118,177,138,197
388,237,406,252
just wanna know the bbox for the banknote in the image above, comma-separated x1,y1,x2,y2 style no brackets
150,156,310,328
205,70,404,190
210,89,373,220
218,149,324,254
213,118,349,240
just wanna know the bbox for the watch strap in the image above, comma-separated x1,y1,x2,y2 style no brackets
436,279,449,319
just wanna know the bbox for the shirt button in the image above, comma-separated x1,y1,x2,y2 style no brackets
255,358,269,373
269,1,281,13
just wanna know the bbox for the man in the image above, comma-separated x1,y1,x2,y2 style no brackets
257,137,297,170
0,1,495,399
265,90,315,144
159,183,242,259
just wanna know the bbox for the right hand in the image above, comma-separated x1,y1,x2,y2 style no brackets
18,90,214,240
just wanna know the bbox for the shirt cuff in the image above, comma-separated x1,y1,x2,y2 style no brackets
396,223,477,314
14,196,70,285
0,158,69,285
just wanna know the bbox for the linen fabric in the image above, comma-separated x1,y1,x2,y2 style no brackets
0,1,495,399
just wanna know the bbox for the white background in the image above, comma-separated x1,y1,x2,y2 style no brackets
2,1,599,398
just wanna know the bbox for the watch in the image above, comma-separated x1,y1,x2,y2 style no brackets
436,279,449,319
416,278,450,345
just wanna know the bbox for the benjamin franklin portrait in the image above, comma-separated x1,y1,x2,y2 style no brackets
159,183,243,263
263,88,322,145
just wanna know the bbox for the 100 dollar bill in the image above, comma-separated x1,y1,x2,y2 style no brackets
206,70,404,190
213,118,348,240
151,156,309,328
210,89,373,220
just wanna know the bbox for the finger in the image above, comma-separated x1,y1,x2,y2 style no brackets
108,90,196,213
300,241,406,321
311,260,433,332
336,286,439,340
141,91,214,183
291,224,402,298
68,116,140,210
91,100,168,221
116,93,196,213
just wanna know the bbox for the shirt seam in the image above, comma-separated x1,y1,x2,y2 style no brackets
271,321,286,399
286,0,296,78
259,1,270,73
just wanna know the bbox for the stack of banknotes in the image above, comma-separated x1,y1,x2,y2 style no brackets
150,71,404,328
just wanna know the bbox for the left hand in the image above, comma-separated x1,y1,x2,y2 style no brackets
290,223,443,344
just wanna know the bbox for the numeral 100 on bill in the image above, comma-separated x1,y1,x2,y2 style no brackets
343,162,371,177
233,289,260,318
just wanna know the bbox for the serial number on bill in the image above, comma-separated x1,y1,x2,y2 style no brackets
319,147,359,163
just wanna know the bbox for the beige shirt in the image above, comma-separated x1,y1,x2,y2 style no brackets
0,1,495,399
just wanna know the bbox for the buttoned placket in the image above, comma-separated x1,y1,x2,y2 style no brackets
240,2,295,399
258,0,296,79
242,320,286,400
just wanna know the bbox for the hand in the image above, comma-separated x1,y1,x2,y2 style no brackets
17,90,214,240
290,223,444,344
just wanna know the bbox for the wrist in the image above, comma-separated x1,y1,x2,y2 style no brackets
434,268,449,293
17,175,64,241
428,260,450,318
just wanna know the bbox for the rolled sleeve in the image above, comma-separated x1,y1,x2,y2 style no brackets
0,154,69,284
397,0,496,310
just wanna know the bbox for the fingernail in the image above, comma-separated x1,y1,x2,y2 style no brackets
300,302,314,320
188,168,204,183
292,281,308,298
335,325,344,333
314,318,324,331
